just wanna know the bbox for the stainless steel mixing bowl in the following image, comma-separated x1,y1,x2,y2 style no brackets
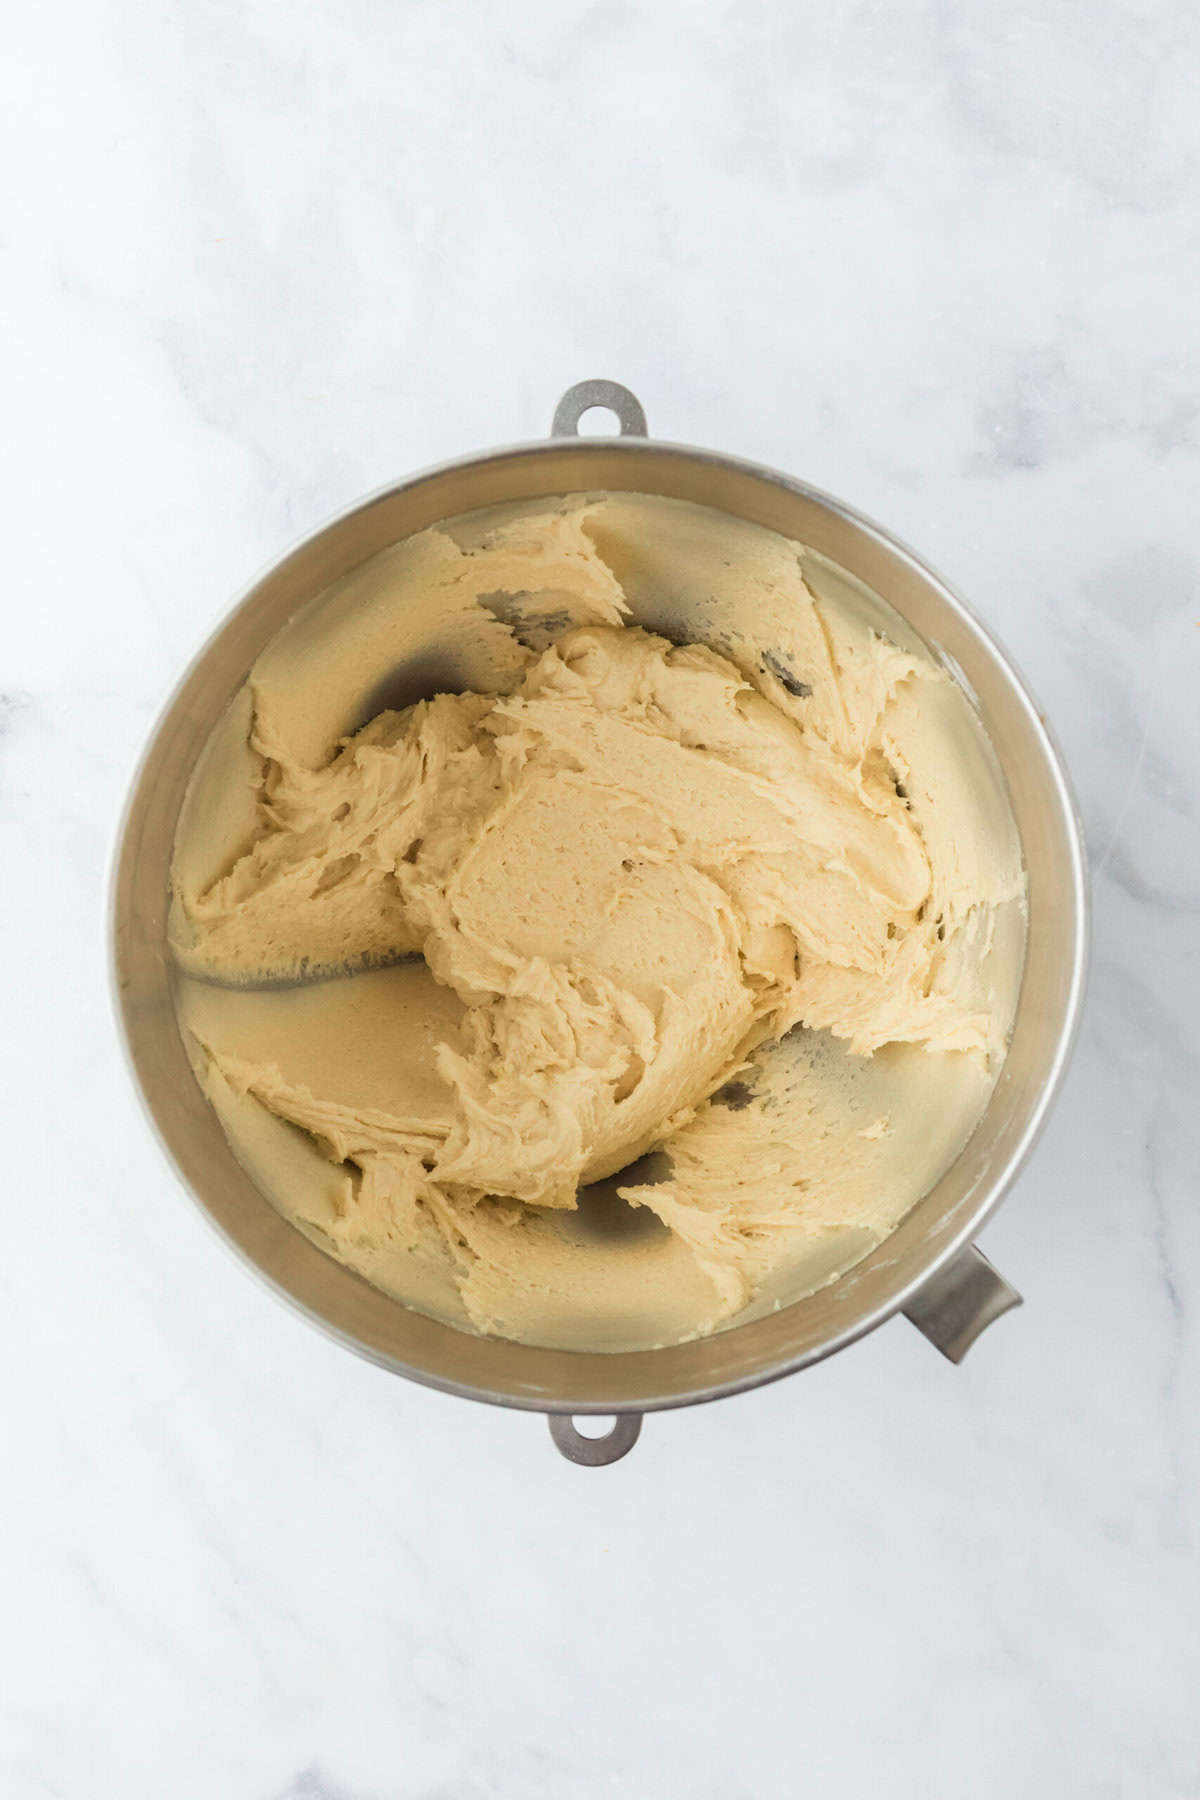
112,380,1088,1464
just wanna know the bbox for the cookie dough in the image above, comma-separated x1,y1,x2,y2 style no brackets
172,495,1025,1349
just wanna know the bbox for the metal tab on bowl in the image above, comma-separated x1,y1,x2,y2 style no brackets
548,1413,643,1466
551,379,648,439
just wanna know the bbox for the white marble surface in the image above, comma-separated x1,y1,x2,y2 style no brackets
3,3,1198,1795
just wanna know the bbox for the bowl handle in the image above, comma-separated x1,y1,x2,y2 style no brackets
903,1244,1022,1362
547,1412,643,1466
551,379,648,439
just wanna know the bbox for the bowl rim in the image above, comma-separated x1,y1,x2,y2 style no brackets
110,431,1090,1414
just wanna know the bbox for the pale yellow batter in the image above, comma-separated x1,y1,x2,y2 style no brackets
171,495,1025,1350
